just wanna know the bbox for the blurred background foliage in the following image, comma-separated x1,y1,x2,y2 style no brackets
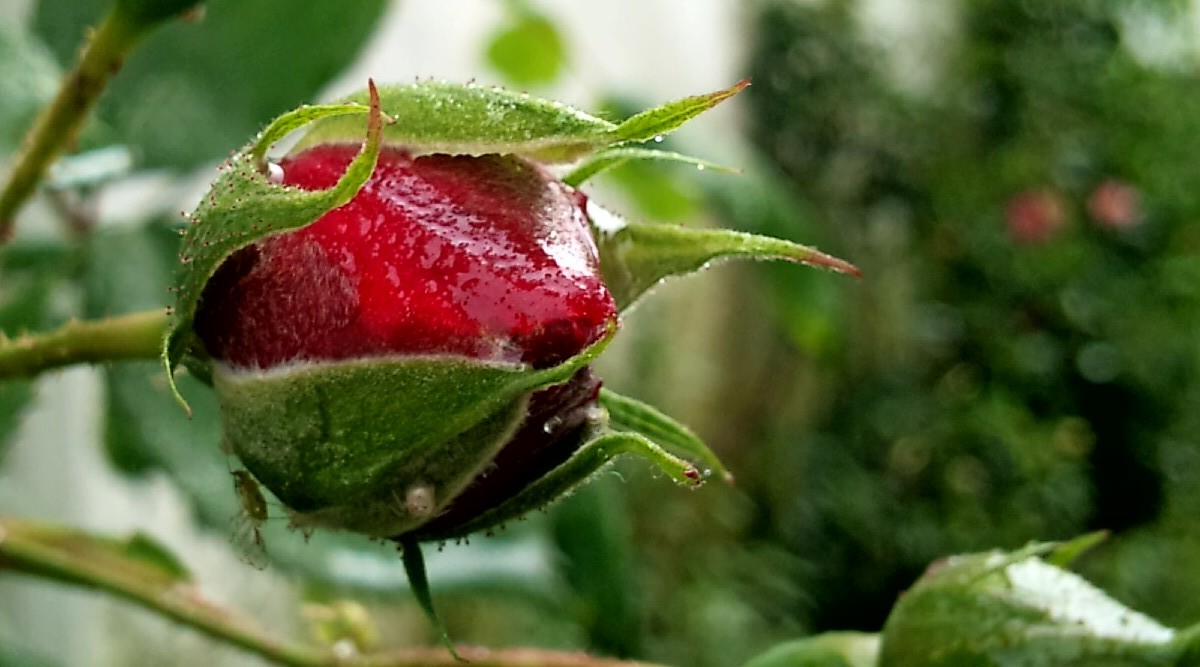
4,0,1200,666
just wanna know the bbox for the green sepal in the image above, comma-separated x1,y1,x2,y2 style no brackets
598,387,732,483
399,538,461,661
292,80,749,163
609,79,748,145
216,326,614,538
162,83,386,410
879,539,1181,667
412,428,701,543
562,147,738,188
588,203,861,312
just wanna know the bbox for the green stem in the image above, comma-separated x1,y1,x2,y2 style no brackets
0,310,167,380
0,516,665,667
0,7,148,242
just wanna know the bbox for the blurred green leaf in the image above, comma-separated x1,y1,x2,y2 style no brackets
33,0,387,169
0,643,62,667
0,242,75,458
550,479,643,658
740,632,879,667
484,4,567,87
0,25,60,152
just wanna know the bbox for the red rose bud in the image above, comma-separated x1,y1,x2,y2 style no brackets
1005,189,1066,244
194,144,629,538
167,80,860,649
168,80,858,544
196,146,615,370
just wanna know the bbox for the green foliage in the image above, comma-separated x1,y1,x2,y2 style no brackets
879,540,1183,667
32,0,387,169
731,0,1200,638
0,242,75,456
0,26,59,152
484,1,567,87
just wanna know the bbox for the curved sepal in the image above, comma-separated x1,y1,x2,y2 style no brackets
413,428,701,542
587,202,861,312
293,80,749,163
217,327,615,538
399,538,461,661
562,147,738,188
162,82,386,410
598,387,732,483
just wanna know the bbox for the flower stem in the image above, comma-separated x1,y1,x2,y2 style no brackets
0,515,665,667
0,7,147,242
0,310,167,380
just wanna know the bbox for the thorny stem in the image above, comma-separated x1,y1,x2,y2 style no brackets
0,8,146,243
0,310,167,380
0,516,666,667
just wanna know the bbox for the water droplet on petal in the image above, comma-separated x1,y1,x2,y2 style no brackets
267,162,285,184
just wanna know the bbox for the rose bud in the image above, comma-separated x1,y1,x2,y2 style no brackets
1087,178,1141,230
1005,189,1067,244
879,536,1190,667
163,80,858,637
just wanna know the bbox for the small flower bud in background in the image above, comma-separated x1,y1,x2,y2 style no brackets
1005,189,1067,244
1088,178,1141,230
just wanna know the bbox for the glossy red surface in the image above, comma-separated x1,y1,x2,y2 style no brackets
195,145,617,369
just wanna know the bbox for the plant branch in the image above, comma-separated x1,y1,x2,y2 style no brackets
0,516,665,667
0,7,146,243
0,310,167,380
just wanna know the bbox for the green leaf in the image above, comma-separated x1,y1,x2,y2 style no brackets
293,80,749,163
0,242,73,457
0,643,61,667
588,202,861,312
879,542,1183,667
0,25,60,152
164,93,384,406
562,146,737,188
740,632,880,667
484,5,567,87
549,479,644,657
599,387,731,483
32,0,387,169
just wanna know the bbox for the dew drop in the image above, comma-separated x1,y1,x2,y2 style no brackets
543,415,564,434
266,162,285,184
653,135,664,143
696,164,705,171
